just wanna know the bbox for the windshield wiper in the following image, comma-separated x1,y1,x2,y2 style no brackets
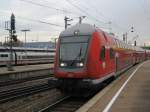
70,46,82,66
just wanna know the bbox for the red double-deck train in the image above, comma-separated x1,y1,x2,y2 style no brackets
51,23,150,93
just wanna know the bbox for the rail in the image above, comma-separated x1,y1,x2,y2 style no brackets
39,96,89,112
0,83,55,104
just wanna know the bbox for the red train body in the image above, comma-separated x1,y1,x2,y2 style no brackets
52,24,150,92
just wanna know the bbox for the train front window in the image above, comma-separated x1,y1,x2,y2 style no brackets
60,43,87,61
59,36,89,68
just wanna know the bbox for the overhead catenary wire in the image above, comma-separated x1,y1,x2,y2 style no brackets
0,11,64,28
20,0,108,29
74,0,110,22
139,0,150,19
65,0,108,25
0,13,63,42
89,0,127,31
75,0,128,32
1,0,128,37
17,16,64,27
20,0,78,15
20,0,112,28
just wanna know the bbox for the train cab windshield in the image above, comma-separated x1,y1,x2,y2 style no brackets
59,36,90,68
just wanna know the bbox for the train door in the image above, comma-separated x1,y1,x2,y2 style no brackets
109,48,115,73
99,46,106,76
115,52,119,73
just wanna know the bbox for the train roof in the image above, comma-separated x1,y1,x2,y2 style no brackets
60,23,96,37
60,23,147,52
0,46,55,52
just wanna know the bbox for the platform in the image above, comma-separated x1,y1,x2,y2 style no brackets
0,64,54,82
77,60,150,112
0,64,53,75
107,60,150,112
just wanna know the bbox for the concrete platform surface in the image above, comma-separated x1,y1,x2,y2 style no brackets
109,60,150,112
0,64,54,75
77,60,150,112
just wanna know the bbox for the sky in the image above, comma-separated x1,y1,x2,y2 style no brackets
0,0,150,46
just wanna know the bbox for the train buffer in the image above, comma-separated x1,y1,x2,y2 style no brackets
77,60,150,112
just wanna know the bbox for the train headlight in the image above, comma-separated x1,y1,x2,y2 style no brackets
76,62,84,67
60,63,67,67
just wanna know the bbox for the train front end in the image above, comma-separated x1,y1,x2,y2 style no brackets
52,24,96,92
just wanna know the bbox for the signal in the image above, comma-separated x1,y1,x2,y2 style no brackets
11,13,15,31
10,13,17,42
12,35,17,42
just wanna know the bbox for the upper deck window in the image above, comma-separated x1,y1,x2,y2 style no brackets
110,48,114,59
61,36,89,43
100,46,105,60
102,32,108,41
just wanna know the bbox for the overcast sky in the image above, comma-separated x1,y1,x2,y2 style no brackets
0,0,150,46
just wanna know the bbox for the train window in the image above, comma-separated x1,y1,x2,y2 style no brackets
114,39,117,47
110,48,114,59
123,44,125,48
122,43,124,48
123,43,125,48
119,41,121,48
102,32,108,41
116,40,120,48
121,42,123,48
120,42,122,48
100,46,105,60
0,54,8,57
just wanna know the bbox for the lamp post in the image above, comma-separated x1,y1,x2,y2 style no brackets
123,26,134,44
21,29,30,47
21,29,30,65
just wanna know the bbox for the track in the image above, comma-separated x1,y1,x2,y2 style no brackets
0,83,54,104
0,74,53,87
38,73,115,112
39,96,89,112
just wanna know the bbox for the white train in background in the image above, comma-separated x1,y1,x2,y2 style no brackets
0,47,55,66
